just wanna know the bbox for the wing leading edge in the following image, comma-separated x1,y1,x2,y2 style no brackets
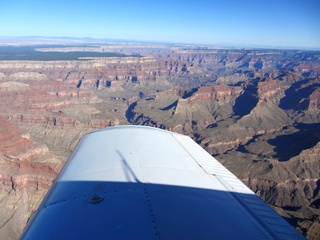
20,125,305,239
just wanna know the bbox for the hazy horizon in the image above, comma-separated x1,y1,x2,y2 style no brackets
1,0,320,49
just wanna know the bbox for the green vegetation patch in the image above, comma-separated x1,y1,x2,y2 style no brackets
0,45,136,61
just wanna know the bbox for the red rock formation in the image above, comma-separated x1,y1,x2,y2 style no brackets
308,88,320,112
257,79,288,102
0,45,319,238
0,118,62,238
190,85,242,101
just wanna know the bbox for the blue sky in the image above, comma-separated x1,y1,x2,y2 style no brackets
1,0,319,49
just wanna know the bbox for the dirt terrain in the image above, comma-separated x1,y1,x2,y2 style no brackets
0,41,319,239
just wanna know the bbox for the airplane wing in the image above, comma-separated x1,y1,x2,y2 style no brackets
20,125,305,239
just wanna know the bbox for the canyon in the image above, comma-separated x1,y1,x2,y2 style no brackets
0,41,319,239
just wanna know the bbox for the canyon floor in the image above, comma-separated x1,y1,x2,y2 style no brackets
0,39,319,239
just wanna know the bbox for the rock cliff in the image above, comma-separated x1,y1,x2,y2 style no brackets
0,43,319,239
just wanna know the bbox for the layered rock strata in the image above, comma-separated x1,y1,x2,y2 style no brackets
0,45,319,238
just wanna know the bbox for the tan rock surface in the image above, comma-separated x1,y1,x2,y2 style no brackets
0,44,319,239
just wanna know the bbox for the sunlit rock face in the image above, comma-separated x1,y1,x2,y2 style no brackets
0,44,319,238
0,118,62,239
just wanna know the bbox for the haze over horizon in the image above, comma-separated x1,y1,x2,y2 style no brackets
1,0,320,49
